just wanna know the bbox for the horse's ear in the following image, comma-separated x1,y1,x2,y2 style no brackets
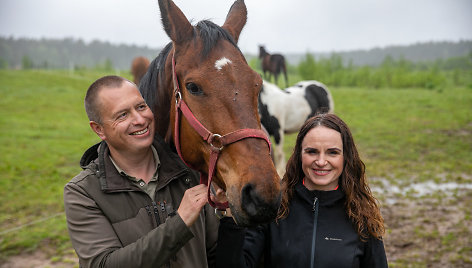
158,0,194,45
222,0,247,43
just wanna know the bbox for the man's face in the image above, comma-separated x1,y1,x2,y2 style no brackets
94,81,155,154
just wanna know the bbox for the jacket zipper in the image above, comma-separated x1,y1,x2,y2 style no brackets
152,201,161,226
144,205,155,228
310,197,319,268
160,201,166,212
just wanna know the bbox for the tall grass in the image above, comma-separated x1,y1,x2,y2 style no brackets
295,53,472,89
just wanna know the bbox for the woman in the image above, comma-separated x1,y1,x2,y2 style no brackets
215,113,388,267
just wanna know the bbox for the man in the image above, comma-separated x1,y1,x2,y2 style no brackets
64,75,219,267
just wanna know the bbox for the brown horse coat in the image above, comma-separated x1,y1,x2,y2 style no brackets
131,56,150,86
139,0,281,227
259,45,288,87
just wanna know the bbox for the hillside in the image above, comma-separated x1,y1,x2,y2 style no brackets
0,36,471,69
284,40,472,66
0,37,159,70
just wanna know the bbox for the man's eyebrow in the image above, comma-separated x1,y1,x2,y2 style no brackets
111,108,128,118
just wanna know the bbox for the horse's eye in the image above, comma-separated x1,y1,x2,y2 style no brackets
185,82,203,96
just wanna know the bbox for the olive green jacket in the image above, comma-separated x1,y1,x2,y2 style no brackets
64,136,219,267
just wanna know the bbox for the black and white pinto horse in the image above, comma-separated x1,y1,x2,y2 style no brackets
258,80,335,175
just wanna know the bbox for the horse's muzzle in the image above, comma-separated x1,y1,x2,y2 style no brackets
234,183,281,226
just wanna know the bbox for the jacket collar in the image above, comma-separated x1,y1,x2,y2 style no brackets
294,181,345,207
80,135,192,193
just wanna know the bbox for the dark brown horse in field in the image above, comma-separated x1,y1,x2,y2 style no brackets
259,45,288,87
139,0,281,226
131,56,150,86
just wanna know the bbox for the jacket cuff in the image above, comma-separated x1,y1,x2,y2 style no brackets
166,212,194,248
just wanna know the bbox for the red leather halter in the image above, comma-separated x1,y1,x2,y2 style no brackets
171,52,271,210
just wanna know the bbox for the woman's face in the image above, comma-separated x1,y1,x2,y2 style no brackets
301,126,344,191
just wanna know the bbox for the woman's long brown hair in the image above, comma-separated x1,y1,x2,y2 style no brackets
277,113,385,240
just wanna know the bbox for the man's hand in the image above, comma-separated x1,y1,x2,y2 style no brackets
177,184,208,226
210,182,232,217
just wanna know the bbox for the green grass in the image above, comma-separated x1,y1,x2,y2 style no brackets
332,87,472,183
0,69,131,260
284,86,472,184
0,70,471,262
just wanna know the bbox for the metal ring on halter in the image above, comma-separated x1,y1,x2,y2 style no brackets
209,134,224,151
175,91,182,104
214,208,227,219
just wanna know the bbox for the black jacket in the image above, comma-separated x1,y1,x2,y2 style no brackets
217,182,388,268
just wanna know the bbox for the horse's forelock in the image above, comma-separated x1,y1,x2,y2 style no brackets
196,20,240,58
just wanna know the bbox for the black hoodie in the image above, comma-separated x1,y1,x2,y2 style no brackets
216,182,388,268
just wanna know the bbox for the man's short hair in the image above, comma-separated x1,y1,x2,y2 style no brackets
85,75,132,124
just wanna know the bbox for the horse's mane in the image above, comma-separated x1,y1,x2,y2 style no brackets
139,43,172,114
139,20,240,113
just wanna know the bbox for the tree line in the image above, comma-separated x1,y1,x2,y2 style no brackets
1,36,471,88
0,37,159,70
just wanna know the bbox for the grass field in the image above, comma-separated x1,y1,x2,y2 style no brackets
0,69,471,267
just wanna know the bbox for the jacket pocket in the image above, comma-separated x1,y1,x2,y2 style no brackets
111,207,154,246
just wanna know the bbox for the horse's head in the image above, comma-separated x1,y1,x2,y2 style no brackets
154,0,281,226
258,45,267,59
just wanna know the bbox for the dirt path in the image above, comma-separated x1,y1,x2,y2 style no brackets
380,183,472,267
0,250,78,268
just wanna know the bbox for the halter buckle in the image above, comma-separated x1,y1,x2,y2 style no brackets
175,91,182,105
209,134,224,151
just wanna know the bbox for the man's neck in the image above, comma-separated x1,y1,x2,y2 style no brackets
108,146,156,183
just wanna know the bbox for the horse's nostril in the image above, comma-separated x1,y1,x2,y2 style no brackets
241,184,260,216
241,183,280,224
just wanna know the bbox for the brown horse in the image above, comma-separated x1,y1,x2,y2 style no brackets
139,0,281,226
259,45,288,87
131,56,150,86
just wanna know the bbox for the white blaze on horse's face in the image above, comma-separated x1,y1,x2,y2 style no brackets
214,57,232,71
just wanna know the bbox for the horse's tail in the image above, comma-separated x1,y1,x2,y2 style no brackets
281,58,288,87
305,81,335,115
274,56,288,87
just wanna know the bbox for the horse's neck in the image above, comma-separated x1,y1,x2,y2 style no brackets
259,48,269,58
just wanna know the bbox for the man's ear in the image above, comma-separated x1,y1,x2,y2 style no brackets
90,121,106,141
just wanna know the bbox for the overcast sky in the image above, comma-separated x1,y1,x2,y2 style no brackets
1,0,471,54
